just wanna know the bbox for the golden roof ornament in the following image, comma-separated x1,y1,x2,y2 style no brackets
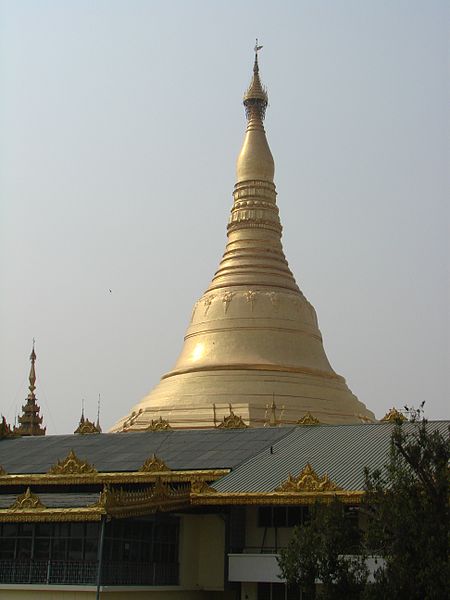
276,463,341,492
14,340,46,437
217,410,248,429
110,47,376,432
146,417,172,431
139,454,170,472
48,449,97,475
297,412,321,425
74,402,101,434
11,487,46,510
381,407,407,423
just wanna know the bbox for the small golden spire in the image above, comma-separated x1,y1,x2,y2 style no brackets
28,338,36,400
14,341,46,436
236,40,274,183
243,39,268,117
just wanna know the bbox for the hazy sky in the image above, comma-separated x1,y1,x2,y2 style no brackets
1,0,448,434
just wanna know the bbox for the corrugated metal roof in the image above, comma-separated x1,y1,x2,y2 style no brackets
212,421,450,492
0,427,293,474
0,493,99,509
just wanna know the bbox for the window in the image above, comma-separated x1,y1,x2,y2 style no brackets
258,506,309,528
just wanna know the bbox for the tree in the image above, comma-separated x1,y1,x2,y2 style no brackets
278,501,368,599
278,406,449,600
364,405,449,599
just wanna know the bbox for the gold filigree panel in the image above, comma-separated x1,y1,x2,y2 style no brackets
48,450,97,475
381,408,406,423
11,487,45,510
276,463,341,492
139,454,170,472
146,417,172,431
217,411,248,429
296,412,320,425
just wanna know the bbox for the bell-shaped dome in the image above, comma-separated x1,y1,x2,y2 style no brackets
111,50,375,432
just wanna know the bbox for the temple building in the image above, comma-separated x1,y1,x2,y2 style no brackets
3,50,442,600
112,49,374,432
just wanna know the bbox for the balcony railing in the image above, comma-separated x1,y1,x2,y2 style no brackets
0,559,178,586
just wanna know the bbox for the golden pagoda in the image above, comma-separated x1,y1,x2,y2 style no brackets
112,47,375,431
14,341,46,436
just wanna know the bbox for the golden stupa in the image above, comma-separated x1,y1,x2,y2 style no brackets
112,49,375,431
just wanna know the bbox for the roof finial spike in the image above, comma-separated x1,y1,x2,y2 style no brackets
254,38,263,73
28,339,36,399
96,394,102,431
81,398,85,422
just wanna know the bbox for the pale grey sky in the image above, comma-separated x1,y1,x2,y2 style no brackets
1,0,448,433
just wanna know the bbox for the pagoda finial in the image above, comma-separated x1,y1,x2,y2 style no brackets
243,39,268,121
28,339,37,399
14,342,46,436
254,38,263,72
96,394,102,432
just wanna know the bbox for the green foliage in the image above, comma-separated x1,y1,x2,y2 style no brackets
278,405,449,600
364,405,449,600
278,502,368,599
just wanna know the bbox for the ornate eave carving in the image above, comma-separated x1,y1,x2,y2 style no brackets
296,412,320,425
96,480,190,517
190,479,217,494
139,454,170,472
217,411,248,429
48,450,97,475
381,408,406,423
276,463,341,492
11,487,45,510
146,417,172,431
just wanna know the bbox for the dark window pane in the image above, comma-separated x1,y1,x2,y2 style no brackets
273,507,287,527
85,523,99,538
34,538,51,560
70,523,84,538
54,523,70,537
68,538,82,560
273,582,287,600
36,523,52,537
287,506,302,527
19,523,33,537
52,538,67,560
257,582,271,600
16,538,32,559
84,538,98,561
0,539,15,559
3,524,17,537
258,507,272,527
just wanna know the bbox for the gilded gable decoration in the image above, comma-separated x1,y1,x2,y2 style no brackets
381,408,406,423
190,479,217,494
139,454,170,472
297,412,320,425
11,487,45,510
146,417,172,431
276,463,341,492
217,410,248,429
74,416,101,435
48,449,97,475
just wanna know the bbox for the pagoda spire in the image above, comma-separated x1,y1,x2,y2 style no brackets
110,48,375,431
14,341,46,436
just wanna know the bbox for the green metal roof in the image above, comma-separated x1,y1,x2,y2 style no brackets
212,421,450,492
